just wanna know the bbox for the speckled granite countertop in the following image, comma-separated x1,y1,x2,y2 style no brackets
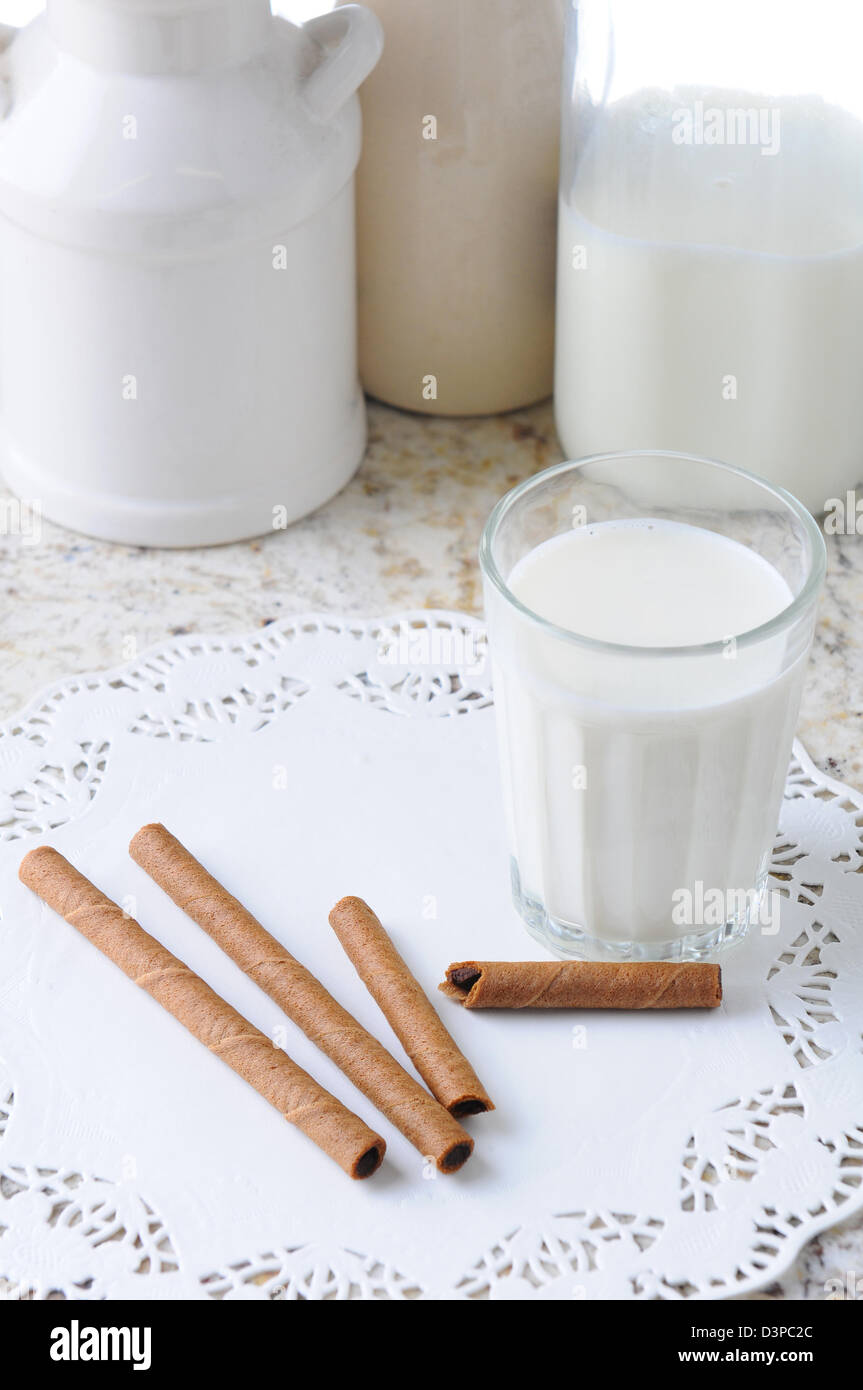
0,396,860,1300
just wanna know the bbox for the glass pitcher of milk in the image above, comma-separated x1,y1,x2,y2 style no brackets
556,0,863,517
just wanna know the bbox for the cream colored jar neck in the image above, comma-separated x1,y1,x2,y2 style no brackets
46,0,274,74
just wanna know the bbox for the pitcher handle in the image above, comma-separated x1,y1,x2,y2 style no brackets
301,4,383,123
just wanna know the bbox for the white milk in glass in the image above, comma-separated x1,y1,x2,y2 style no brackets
555,92,863,515
498,519,802,947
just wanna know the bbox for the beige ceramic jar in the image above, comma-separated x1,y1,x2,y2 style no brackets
345,0,564,416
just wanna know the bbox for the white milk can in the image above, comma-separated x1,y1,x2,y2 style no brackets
0,1,383,546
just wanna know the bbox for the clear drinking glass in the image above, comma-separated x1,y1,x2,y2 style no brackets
480,452,825,961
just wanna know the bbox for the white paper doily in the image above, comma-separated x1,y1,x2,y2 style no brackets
0,611,861,1302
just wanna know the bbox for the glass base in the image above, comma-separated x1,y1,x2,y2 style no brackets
511,858,755,962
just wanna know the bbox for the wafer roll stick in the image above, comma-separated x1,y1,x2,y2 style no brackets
19,846,385,1180
129,825,474,1172
440,960,722,1010
329,897,493,1117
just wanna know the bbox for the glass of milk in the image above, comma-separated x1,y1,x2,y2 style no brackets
556,0,863,516
480,452,825,960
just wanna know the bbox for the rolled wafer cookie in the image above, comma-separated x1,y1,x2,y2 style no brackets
19,846,385,1180
440,960,722,1009
128,824,474,1173
329,896,493,1117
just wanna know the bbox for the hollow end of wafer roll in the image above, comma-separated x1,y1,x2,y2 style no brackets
450,1098,490,1118
352,1142,386,1179
438,1136,474,1173
441,964,483,1001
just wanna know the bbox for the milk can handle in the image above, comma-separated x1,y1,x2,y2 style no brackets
301,4,383,123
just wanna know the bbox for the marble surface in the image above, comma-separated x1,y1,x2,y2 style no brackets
0,395,860,1301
